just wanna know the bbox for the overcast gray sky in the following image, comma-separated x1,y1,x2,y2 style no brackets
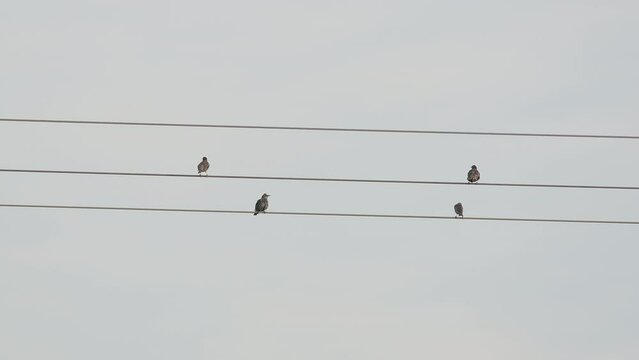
2,1,639,359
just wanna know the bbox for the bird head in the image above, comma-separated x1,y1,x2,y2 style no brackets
471,165,477,170
262,193,270,198
202,156,208,161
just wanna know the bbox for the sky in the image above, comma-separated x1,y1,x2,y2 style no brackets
1,1,639,359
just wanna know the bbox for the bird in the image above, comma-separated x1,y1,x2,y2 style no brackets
254,193,270,215
467,165,480,183
197,156,209,176
454,202,464,218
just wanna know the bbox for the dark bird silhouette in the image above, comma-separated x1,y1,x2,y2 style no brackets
197,157,210,176
254,193,270,215
454,202,464,218
467,165,480,183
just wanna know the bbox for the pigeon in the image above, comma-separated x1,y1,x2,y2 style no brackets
467,165,480,183
197,156,209,176
254,193,270,215
454,202,464,218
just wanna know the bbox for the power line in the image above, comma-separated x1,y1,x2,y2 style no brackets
1,203,637,225
1,168,637,191
1,117,637,140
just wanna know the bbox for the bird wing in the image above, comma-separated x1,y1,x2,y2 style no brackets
198,162,205,172
467,169,479,181
255,199,263,212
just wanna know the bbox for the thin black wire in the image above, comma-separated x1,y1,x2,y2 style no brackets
1,168,638,191
1,117,637,140
1,203,637,225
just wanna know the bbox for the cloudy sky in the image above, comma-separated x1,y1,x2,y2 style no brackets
1,1,638,359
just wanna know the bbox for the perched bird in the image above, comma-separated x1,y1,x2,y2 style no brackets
197,156,209,176
467,165,480,183
254,193,270,215
454,202,464,218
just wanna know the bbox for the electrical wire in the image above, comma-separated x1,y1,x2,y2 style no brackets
1,203,637,225
1,168,637,191
1,117,637,140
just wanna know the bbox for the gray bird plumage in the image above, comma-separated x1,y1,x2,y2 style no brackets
254,193,270,215
454,202,464,218
467,165,480,183
198,156,209,176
